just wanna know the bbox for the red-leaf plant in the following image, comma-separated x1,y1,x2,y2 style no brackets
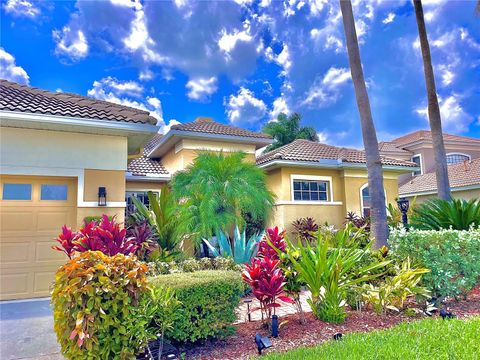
242,227,293,324
53,215,139,258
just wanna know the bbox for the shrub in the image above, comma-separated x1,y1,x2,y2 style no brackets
411,198,480,230
389,227,480,298
147,257,242,276
52,251,151,359
150,270,243,343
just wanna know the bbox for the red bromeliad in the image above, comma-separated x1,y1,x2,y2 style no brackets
258,226,287,259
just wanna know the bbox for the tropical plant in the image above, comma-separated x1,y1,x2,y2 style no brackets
126,220,158,261
52,251,152,359
129,187,184,261
203,225,263,264
362,257,430,314
413,0,451,200
345,211,371,233
171,151,275,245
291,217,319,243
258,226,287,259
262,112,319,151
410,198,480,230
275,226,389,323
53,215,140,257
340,0,389,248
148,256,242,276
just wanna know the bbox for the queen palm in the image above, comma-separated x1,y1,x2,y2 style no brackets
340,0,388,247
413,0,451,200
171,151,276,247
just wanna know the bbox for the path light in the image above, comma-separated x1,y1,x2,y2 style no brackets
396,197,410,229
440,308,455,320
271,314,279,337
333,332,343,340
255,333,272,355
98,187,107,206
243,299,252,322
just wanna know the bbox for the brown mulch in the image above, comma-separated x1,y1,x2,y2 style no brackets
178,286,480,360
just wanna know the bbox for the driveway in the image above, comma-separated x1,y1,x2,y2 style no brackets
0,299,62,360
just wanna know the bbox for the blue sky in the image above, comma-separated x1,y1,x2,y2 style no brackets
1,0,479,147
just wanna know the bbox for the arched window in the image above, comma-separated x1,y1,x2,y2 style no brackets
446,153,470,165
360,184,370,217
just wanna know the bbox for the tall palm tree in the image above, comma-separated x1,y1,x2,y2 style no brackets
263,112,319,151
340,0,388,247
413,0,451,200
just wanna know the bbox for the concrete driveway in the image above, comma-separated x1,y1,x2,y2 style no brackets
0,299,62,360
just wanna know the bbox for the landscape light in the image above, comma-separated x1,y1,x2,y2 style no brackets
255,333,272,355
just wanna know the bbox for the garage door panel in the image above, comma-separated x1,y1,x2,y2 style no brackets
36,241,68,262
0,272,30,299
33,271,56,295
0,211,36,232
0,241,30,264
37,210,73,232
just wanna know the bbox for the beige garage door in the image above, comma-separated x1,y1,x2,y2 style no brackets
0,175,77,300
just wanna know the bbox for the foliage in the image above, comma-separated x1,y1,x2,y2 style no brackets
291,217,319,243
150,270,243,343
171,151,275,245
387,197,417,227
263,318,480,359
262,112,319,151
362,257,430,314
51,251,151,359
243,211,266,240
258,226,287,259
389,227,480,298
148,256,242,276
277,226,389,323
203,225,264,264
53,215,141,257
126,220,158,261
83,215,112,224
345,211,371,233
129,188,184,261
410,198,480,230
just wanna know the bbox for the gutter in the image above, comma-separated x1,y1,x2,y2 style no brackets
399,184,480,198
257,159,419,172
125,173,171,182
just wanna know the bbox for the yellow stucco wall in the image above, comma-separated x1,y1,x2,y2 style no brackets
406,188,480,204
84,169,126,202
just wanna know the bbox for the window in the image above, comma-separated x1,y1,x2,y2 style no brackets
411,154,422,176
2,183,32,200
446,153,470,165
361,185,371,217
125,191,159,216
41,184,68,200
293,179,329,201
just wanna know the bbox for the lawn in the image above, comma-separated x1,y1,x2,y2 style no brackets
265,318,480,360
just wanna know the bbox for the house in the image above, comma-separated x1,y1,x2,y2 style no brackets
257,139,417,232
379,130,480,202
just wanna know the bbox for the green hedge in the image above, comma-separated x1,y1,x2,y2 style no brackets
148,257,243,276
150,270,243,343
389,227,480,298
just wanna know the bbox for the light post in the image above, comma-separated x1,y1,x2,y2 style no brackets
397,197,410,230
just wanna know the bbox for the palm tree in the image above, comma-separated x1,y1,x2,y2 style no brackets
413,0,451,200
339,0,388,247
263,113,319,151
171,151,276,248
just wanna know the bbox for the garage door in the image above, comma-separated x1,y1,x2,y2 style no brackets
0,175,77,300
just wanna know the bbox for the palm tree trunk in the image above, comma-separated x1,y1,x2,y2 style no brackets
340,0,388,248
413,0,451,200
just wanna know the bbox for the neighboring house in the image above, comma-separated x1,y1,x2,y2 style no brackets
257,139,417,232
0,80,159,300
379,130,480,202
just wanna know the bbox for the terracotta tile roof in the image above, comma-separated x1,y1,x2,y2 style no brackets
127,134,169,177
170,117,272,139
257,139,417,168
392,130,480,147
0,79,157,125
378,141,411,154
399,158,480,195
144,133,164,154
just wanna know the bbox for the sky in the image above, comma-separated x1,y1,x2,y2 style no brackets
1,0,479,148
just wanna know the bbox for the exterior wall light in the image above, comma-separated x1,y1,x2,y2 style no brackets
98,187,107,206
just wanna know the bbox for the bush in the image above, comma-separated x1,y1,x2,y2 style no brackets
150,270,243,343
148,257,242,276
52,251,152,359
389,227,480,298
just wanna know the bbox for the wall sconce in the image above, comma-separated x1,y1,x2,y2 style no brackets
396,197,410,229
98,187,107,206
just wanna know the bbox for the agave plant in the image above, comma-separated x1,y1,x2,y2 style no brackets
203,225,263,264
411,198,480,230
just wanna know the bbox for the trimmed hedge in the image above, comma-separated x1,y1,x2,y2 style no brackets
148,256,243,276
150,270,243,343
389,227,480,298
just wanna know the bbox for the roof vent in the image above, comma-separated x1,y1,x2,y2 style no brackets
194,117,214,123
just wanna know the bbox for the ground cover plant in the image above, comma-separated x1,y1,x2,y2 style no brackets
264,318,480,359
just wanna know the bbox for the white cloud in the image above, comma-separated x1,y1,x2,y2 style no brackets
225,87,267,126
186,77,218,101
265,43,292,75
53,26,89,61
382,12,395,24
218,26,253,57
415,95,473,133
269,96,290,121
317,131,328,143
302,67,351,108
0,47,29,85
123,7,149,52
438,65,454,86
139,69,154,81
3,0,40,19
87,77,163,125
163,119,182,133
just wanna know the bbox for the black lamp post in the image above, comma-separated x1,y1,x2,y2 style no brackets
98,187,107,206
397,197,410,229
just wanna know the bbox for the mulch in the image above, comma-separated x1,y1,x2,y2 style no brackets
177,286,480,360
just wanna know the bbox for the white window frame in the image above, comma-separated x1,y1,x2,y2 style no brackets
290,174,334,203
411,154,423,176
445,152,471,165
360,183,387,218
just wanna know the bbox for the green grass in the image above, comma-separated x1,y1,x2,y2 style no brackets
264,318,480,360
